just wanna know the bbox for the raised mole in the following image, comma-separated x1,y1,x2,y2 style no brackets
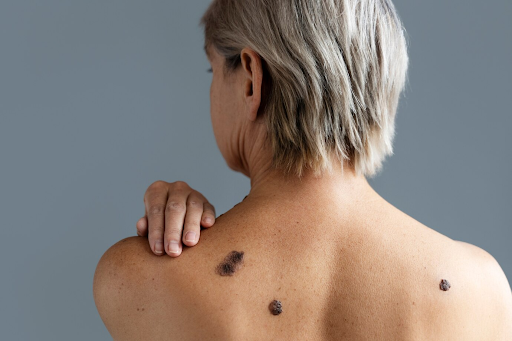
216,251,245,276
269,300,283,315
439,279,451,291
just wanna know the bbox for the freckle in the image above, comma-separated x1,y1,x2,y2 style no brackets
216,251,244,276
121,283,124,286
142,308,145,311
137,308,139,311
439,279,451,291
152,278,155,281
269,300,282,315
413,301,415,305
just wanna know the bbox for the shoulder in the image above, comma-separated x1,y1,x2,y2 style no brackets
93,236,156,296
455,240,511,295
453,240,512,339
93,236,185,340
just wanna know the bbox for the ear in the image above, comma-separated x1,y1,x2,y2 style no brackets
240,48,263,122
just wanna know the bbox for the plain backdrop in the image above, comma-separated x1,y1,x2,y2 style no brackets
0,0,511,339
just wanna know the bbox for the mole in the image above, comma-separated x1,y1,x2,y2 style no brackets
269,300,283,315
216,251,245,276
439,279,451,291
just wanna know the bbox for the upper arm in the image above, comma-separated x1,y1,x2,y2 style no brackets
455,241,512,340
478,246,512,340
93,236,174,340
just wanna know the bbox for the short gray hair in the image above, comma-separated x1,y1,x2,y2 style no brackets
201,0,409,178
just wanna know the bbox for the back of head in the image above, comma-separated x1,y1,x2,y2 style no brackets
201,0,409,178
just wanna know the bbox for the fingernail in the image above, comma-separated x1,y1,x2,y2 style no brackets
155,241,163,254
204,217,213,224
185,231,196,243
169,241,180,253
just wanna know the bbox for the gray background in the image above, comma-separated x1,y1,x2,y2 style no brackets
1,0,510,339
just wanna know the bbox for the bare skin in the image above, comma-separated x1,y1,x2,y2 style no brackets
94,169,512,340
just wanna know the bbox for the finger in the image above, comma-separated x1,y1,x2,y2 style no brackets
182,195,205,247
201,202,216,228
136,216,148,236
145,183,169,256
163,192,187,257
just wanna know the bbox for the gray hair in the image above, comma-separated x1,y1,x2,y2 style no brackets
201,0,409,178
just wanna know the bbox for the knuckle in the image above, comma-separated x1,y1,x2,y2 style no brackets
149,180,167,190
166,227,183,238
185,218,201,228
166,201,186,213
148,229,163,240
171,181,188,189
187,200,202,208
148,204,165,216
204,202,216,214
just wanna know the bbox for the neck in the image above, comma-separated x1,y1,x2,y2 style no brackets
238,127,378,207
245,153,376,207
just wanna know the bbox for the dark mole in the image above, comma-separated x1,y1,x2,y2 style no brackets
216,251,245,276
269,300,283,315
439,279,451,291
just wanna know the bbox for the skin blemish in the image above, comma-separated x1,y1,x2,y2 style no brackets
269,300,283,315
439,279,451,291
216,251,245,276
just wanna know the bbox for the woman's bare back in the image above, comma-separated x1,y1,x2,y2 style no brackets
94,194,512,340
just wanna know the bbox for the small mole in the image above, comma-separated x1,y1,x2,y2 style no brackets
142,308,145,311
216,251,245,276
439,279,451,291
137,308,139,311
269,300,283,315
